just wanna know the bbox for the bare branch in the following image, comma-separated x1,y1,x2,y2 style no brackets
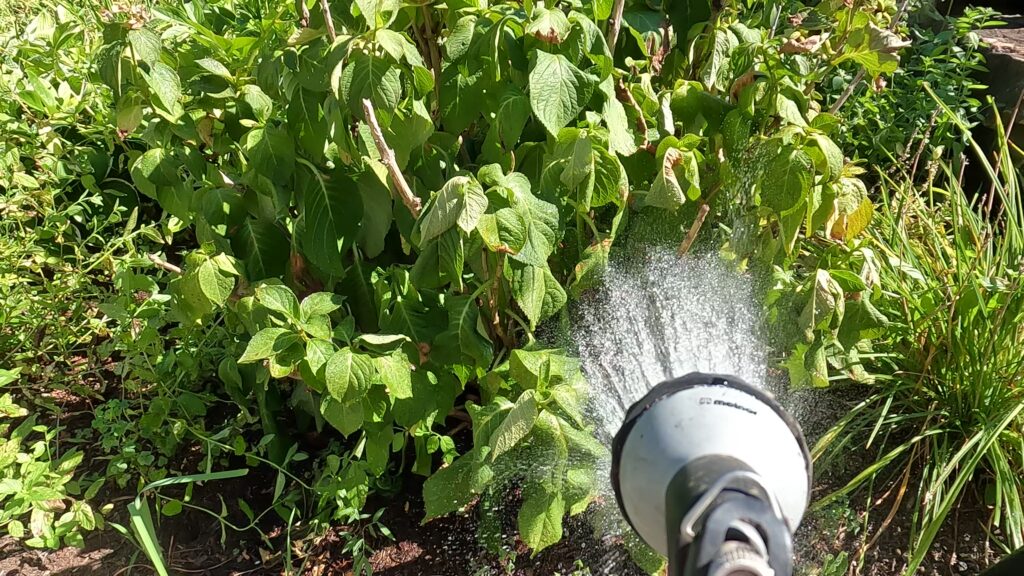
295,0,309,28
362,98,422,218
677,203,711,256
148,253,182,274
319,0,335,42
606,0,626,56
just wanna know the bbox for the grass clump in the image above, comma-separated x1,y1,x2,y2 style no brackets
815,97,1024,573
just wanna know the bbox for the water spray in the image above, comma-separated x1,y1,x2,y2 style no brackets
610,372,811,576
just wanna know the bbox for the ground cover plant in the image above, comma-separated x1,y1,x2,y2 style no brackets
2,0,1023,574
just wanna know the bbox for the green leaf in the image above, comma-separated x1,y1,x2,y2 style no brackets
127,28,161,66
244,126,295,184
231,217,289,281
375,29,417,65
320,397,364,436
439,66,484,134
302,338,335,390
374,352,413,399
355,0,400,29
239,327,292,363
510,262,567,329
647,147,700,209
488,390,539,460
774,93,806,127
477,208,528,254
828,270,867,293
356,162,394,259
434,294,494,367
808,133,844,181
527,7,570,44
528,51,598,136
438,228,465,288
337,51,402,127
663,0,712,40
130,148,178,198
239,85,273,124
762,146,813,214
700,27,737,91
517,484,565,553
509,349,577,390
569,240,611,298
493,87,532,148
388,99,434,168
467,398,515,448
300,170,363,276
423,447,494,519
325,347,375,401
196,57,232,79
301,292,344,319
599,76,637,156
444,16,476,61
287,88,329,162
143,62,182,117
354,333,411,352
257,284,301,320
510,191,560,267
418,176,487,243
799,269,845,341
592,146,627,207
197,258,235,306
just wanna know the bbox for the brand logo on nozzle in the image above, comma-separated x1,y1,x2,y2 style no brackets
700,397,758,415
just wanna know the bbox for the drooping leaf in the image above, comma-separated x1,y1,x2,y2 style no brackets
301,292,345,319
423,447,494,519
663,0,712,40
799,269,845,341
646,147,700,209
239,85,273,123
599,76,637,156
467,398,515,448
527,7,570,44
354,0,401,29
434,294,493,368
418,176,487,243
130,148,178,198
477,208,528,255
439,65,485,134
231,217,289,281
143,62,182,117
244,126,295,184
126,28,161,66
356,162,394,259
493,87,532,148
300,170,363,276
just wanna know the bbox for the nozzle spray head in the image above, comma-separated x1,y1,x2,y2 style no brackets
610,373,811,576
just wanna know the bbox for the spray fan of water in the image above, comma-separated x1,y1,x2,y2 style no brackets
573,247,768,443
